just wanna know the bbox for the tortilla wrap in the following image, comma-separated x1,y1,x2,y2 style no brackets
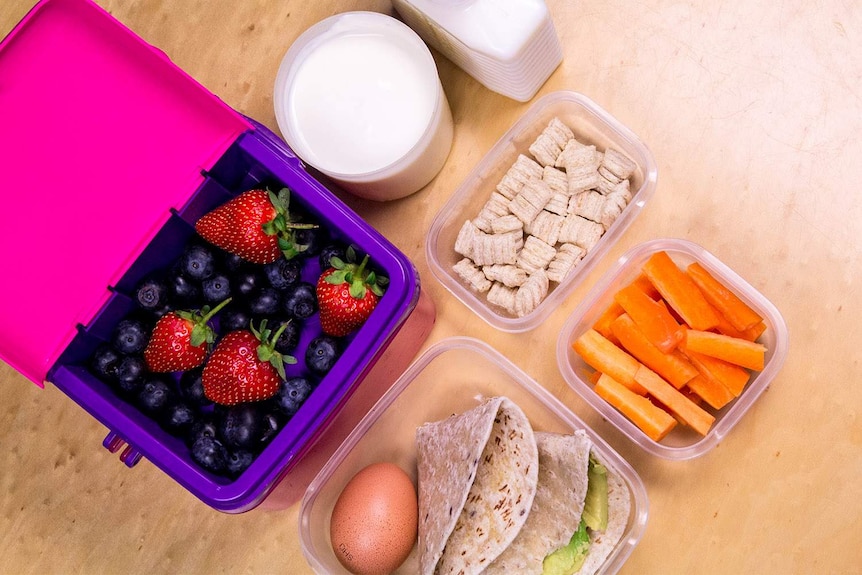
574,449,631,575
416,396,539,575
484,430,592,575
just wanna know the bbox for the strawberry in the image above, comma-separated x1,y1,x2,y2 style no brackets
202,320,296,405
195,188,316,264
316,248,388,337
144,298,232,372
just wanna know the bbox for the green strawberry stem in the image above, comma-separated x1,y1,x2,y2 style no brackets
260,188,319,260
251,319,297,380
325,253,387,299
182,297,233,347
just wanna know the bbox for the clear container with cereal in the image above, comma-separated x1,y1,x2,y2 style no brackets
427,91,658,332
556,238,789,460
300,337,649,574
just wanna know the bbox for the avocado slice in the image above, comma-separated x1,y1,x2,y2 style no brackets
542,519,590,575
582,455,609,531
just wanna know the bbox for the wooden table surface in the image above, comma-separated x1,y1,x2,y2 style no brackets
2,1,861,573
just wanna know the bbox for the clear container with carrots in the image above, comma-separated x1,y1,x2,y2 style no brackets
556,238,789,460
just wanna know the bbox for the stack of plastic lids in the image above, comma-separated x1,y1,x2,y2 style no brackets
392,0,563,102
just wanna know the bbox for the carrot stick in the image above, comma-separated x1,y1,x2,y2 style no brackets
592,301,624,341
642,251,721,331
610,313,698,389
594,373,678,442
740,321,767,342
632,273,661,300
682,349,751,396
633,365,716,436
614,283,685,353
573,329,647,394
687,262,763,331
683,374,735,410
683,329,767,371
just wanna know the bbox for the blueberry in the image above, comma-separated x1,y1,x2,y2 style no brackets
248,287,281,317
264,258,302,290
90,343,120,382
219,305,252,332
178,367,211,407
115,355,148,396
112,318,149,355
259,411,282,445
190,435,228,474
283,282,317,319
216,404,266,450
134,276,170,313
161,402,197,437
202,273,232,303
136,377,175,417
294,227,323,257
169,271,201,305
271,318,300,355
187,414,218,446
219,250,247,274
233,269,264,298
318,243,346,271
180,243,215,282
273,376,314,417
305,336,340,376
225,449,255,478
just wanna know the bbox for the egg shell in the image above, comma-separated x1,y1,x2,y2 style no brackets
330,462,418,575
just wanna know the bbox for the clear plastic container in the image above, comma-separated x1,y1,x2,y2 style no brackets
556,239,789,460
300,337,648,574
427,91,658,332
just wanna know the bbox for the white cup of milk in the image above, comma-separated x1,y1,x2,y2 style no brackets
274,12,454,201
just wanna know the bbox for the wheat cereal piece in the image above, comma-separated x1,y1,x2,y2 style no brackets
496,154,544,199
559,213,604,251
487,282,517,314
554,138,586,168
601,147,637,180
528,133,560,167
568,190,606,223
544,193,569,216
453,258,492,293
514,269,550,317
490,214,524,234
529,118,575,167
547,243,586,283
524,210,564,246
510,178,553,225
599,183,632,230
542,165,568,195
516,235,557,274
483,264,528,288
566,165,601,195
454,219,480,259
471,229,523,266
474,191,512,232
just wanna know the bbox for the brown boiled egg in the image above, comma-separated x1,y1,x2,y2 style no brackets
329,462,418,575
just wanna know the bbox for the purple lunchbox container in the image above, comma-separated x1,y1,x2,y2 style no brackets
0,0,429,512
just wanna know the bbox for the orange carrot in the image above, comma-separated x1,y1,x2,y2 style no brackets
642,251,721,331
573,329,647,394
633,365,716,436
687,262,763,331
632,273,661,300
614,283,685,353
682,348,751,396
683,373,735,410
740,321,767,342
683,329,766,371
592,301,625,341
610,313,698,389
594,373,678,442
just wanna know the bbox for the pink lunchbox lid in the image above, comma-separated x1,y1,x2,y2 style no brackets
0,0,251,385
